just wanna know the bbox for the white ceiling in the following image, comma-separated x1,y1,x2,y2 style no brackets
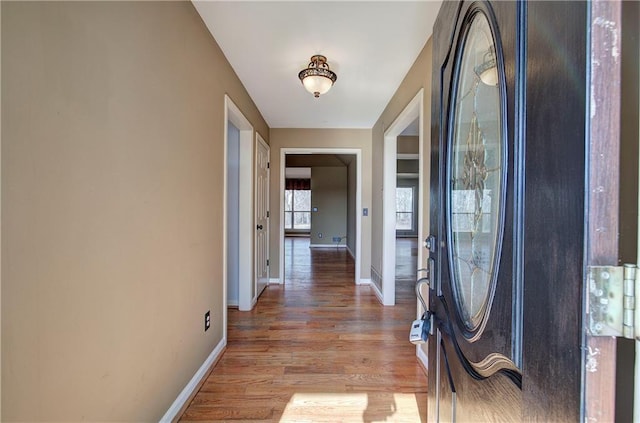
193,1,442,129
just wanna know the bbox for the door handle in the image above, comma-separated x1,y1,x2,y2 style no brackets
256,224,263,230
424,234,436,253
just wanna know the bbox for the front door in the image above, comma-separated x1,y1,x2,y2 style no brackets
427,1,621,420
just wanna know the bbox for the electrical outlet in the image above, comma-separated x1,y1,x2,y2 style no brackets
332,237,342,243
204,310,211,332
318,233,323,238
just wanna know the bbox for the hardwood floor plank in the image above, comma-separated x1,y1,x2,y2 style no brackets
179,237,427,422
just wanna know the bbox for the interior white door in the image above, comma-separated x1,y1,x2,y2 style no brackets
255,134,270,297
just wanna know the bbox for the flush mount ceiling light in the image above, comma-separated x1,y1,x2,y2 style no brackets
298,55,337,98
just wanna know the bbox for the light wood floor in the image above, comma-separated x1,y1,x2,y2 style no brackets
396,237,419,281
179,237,427,422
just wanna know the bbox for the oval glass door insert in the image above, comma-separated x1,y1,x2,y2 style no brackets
448,10,505,335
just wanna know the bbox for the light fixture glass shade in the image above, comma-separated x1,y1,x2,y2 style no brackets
477,61,498,86
474,48,498,86
298,55,337,98
302,75,334,97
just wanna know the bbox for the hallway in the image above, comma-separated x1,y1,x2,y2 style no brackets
179,237,427,422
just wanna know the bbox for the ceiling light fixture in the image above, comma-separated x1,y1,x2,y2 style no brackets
298,55,337,98
474,47,498,86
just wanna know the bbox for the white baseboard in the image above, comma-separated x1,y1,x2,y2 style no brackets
357,278,371,285
159,337,226,423
346,245,355,259
268,277,282,285
371,281,384,304
417,344,428,374
227,300,238,308
370,266,382,288
309,244,347,248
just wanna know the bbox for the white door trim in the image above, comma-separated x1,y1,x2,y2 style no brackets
279,148,362,285
382,89,424,306
224,95,254,319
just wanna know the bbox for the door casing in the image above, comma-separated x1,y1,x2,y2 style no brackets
381,89,424,306
223,96,254,321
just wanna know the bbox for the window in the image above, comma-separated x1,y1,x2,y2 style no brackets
285,190,311,230
447,10,504,332
396,187,414,231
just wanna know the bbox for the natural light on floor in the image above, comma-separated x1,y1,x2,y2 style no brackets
279,392,423,422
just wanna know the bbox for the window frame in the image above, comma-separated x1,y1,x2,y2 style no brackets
396,184,417,235
285,189,312,231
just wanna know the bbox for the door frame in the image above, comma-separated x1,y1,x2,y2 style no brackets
255,132,270,298
381,89,424,306
278,148,362,285
223,95,254,324
584,1,624,420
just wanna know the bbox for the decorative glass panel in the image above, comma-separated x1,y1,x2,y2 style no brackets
448,11,504,333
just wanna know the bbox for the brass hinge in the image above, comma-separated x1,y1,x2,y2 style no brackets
588,264,638,338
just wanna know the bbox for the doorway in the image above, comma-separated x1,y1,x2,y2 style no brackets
395,132,420,282
223,95,254,329
226,121,241,307
382,90,424,306
278,148,363,285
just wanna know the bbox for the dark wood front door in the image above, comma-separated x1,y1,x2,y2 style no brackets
427,1,621,420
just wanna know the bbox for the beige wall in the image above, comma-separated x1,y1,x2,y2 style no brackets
398,135,420,154
371,38,433,278
269,129,372,281
310,167,347,246
370,37,432,356
1,2,268,421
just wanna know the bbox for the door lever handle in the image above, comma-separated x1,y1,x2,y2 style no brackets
256,224,263,230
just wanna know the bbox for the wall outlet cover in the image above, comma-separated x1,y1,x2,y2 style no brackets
204,310,211,332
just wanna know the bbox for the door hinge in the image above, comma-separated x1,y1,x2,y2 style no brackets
266,259,269,266
267,162,270,169
589,264,638,339
267,211,270,218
